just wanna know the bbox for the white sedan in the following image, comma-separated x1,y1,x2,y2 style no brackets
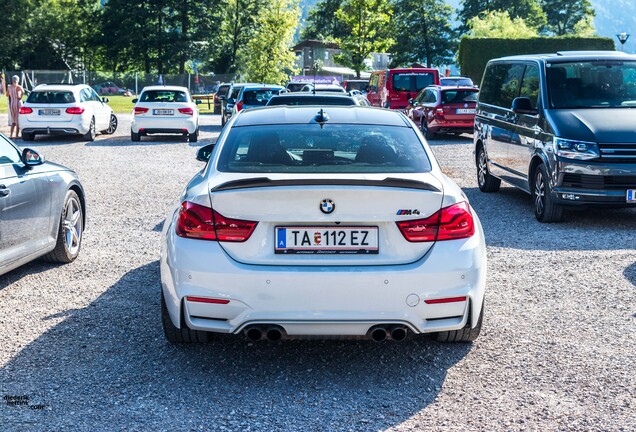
160,106,486,343
19,84,117,141
131,86,200,142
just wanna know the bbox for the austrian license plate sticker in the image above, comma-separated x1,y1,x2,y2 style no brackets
627,189,636,203
275,226,379,254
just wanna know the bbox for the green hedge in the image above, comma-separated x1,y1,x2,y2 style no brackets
458,37,616,85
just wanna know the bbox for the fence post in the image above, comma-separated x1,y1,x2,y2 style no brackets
188,73,191,94
135,72,138,96
83,70,86,85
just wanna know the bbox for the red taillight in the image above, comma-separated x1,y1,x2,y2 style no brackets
424,296,467,304
134,107,148,115
176,201,257,242
19,107,33,114
236,100,244,112
178,107,194,115
397,202,474,242
65,107,85,115
185,296,230,304
435,107,445,118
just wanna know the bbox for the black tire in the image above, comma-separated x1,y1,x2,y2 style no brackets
43,190,83,263
436,301,484,343
131,131,141,142
189,127,199,143
532,163,564,223
82,117,96,141
103,114,118,134
161,291,210,343
476,145,501,192
22,132,35,141
421,119,435,140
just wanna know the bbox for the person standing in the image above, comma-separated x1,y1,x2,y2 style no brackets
7,75,24,139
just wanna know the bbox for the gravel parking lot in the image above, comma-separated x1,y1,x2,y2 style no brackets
1,113,634,431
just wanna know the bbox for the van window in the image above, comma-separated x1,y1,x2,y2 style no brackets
392,73,435,92
519,65,540,109
369,74,379,92
479,63,524,108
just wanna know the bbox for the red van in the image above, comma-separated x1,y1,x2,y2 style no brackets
366,68,440,110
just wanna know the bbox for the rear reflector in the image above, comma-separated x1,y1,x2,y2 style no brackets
19,107,33,114
178,107,194,115
176,201,258,242
66,107,85,115
424,296,467,304
134,107,148,115
397,201,474,242
186,296,230,304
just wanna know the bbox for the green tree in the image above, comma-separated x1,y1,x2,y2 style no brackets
468,10,538,38
240,0,301,84
458,0,546,33
334,0,393,77
301,0,349,41
541,0,595,36
391,0,457,68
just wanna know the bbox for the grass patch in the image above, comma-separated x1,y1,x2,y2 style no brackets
0,97,7,114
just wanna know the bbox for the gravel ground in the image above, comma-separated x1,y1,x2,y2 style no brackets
0,113,635,431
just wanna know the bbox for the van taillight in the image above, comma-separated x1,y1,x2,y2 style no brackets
397,202,474,242
176,201,257,242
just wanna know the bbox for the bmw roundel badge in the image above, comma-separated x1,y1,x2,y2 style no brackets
320,199,335,214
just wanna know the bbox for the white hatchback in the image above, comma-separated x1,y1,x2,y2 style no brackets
131,86,200,142
160,106,486,343
19,84,117,141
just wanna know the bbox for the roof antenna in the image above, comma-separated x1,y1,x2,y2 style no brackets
314,108,329,128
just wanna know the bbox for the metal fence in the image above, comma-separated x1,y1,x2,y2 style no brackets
1,70,238,96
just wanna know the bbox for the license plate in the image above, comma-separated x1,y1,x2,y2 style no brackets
275,226,378,254
153,109,174,115
456,108,475,114
628,189,636,203
39,109,60,116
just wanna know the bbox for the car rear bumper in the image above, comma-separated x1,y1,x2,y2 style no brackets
131,117,197,134
22,127,82,136
430,120,474,134
160,212,487,337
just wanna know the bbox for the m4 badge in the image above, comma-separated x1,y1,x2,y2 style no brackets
396,209,420,215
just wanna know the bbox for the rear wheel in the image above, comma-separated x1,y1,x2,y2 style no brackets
43,190,83,263
476,145,501,192
131,131,141,142
533,163,564,223
421,120,434,140
161,291,210,343
22,132,35,141
82,117,96,141
189,127,199,142
104,114,118,134
436,301,483,342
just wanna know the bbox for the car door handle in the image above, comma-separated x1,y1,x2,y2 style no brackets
0,185,9,197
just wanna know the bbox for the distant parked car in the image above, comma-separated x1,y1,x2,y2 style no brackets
286,81,312,92
343,79,369,93
440,77,475,87
367,68,440,110
0,135,86,276
20,84,117,141
213,83,232,114
228,84,284,117
405,85,478,139
131,86,201,142
93,81,127,95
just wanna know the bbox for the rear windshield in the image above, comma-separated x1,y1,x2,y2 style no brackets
242,89,280,106
287,83,308,92
441,90,478,103
217,85,231,97
229,86,243,99
217,124,431,173
345,81,368,92
27,91,75,104
267,96,356,106
441,78,473,86
140,90,188,103
392,73,436,92
547,60,636,108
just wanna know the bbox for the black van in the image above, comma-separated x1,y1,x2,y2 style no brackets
474,51,636,222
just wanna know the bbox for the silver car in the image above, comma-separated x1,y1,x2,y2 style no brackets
0,134,86,276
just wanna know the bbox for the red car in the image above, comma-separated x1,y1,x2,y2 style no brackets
405,85,478,139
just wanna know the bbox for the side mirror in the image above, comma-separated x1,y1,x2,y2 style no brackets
22,148,44,167
196,143,216,162
226,98,235,105
511,97,537,115
102,97,110,103
195,99,202,105
408,98,415,105
132,98,138,103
